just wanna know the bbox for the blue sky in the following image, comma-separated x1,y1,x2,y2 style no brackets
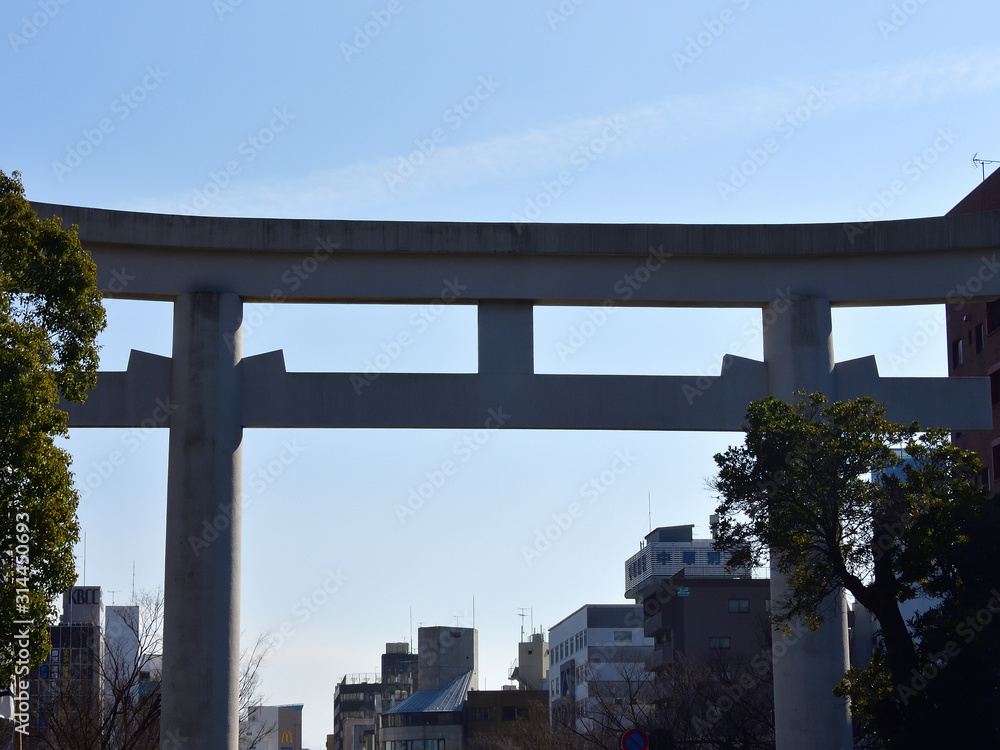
4,0,998,746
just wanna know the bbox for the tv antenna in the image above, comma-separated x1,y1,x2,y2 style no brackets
517,607,530,641
972,153,1000,182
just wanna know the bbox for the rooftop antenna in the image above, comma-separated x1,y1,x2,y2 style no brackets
517,607,529,641
82,532,86,586
131,561,136,605
108,590,118,605
648,492,652,532
409,606,413,648
972,153,1000,182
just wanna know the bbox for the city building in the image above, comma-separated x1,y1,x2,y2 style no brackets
329,643,419,750
382,641,419,702
946,166,1000,486
547,604,654,730
31,586,106,738
624,520,751,595
104,604,140,701
417,627,477,692
463,688,549,747
624,522,769,672
332,677,382,750
245,704,304,750
377,627,478,750
508,632,548,691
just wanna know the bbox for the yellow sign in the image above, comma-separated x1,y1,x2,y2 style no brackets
281,729,295,745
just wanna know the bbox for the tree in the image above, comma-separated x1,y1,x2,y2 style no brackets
238,632,275,750
710,393,1000,748
1,169,105,686
32,590,273,750
549,652,774,750
33,591,162,750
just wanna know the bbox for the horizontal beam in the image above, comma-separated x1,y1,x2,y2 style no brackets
835,356,991,429
29,203,1000,306
238,352,769,431
60,348,991,432
61,350,173,428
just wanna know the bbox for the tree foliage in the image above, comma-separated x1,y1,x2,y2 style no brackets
711,393,1000,748
0,169,105,686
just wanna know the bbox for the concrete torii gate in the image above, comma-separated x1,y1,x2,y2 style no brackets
35,202,999,750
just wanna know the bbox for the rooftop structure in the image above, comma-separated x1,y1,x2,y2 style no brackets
625,520,752,598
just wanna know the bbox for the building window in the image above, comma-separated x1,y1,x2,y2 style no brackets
989,299,1000,333
472,707,490,721
613,631,633,642
977,324,986,353
707,551,721,565
502,707,529,721
682,550,696,564
952,338,964,369
992,372,1000,406
765,599,771,612
709,637,731,650
728,599,750,613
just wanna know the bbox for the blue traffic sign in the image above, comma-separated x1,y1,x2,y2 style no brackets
621,729,648,750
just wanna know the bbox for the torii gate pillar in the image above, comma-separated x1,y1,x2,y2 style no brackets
162,292,243,750
764,297,853,750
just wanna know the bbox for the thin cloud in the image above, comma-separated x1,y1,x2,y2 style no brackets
129,48,1000,218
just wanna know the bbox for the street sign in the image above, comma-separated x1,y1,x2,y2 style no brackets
621,729,648,750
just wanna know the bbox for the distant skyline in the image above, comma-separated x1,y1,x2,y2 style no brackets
5,0,999,745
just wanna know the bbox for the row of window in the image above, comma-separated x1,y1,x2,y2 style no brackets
627,556,647,580
381,712,461,728
469,706,530,721
954,320,989,370
47,648,93,665
629,548,726,580
550,629,587,665
382,740,445,750
655,549,722,566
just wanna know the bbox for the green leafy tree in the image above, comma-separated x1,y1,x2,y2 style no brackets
0,169,105,687
710,393,1000,748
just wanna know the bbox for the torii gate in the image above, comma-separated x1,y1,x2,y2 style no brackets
35,201,999,750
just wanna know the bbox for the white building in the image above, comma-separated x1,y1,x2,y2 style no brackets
624,520,750,599
244,704,304,750
547,604,653,730
104,605,141,701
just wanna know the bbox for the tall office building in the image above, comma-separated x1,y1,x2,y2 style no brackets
31,586,106,738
